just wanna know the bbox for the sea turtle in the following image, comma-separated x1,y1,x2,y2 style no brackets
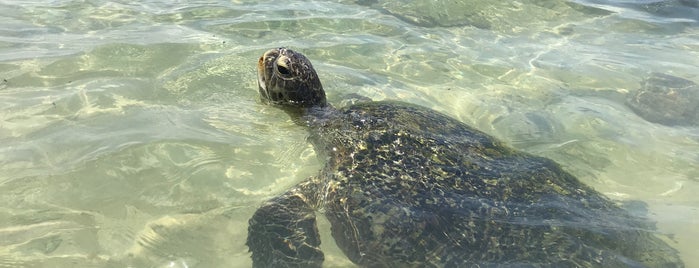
246,47,683,267
626,72,699,126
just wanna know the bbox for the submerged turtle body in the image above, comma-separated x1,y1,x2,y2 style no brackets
247,48,683,267
626,72,699,126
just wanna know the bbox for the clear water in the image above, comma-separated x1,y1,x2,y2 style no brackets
1,0,697,267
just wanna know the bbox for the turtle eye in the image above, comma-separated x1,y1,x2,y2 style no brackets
277,65,291,76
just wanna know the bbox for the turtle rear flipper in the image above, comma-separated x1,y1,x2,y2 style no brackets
247,181,323,268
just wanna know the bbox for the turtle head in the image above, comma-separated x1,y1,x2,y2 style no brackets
257,48,327,108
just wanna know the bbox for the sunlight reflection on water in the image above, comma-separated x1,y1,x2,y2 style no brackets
0,0,697,267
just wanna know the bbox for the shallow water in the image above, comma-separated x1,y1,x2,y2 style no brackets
0,0,698,267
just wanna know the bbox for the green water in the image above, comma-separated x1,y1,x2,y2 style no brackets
1,0,698,267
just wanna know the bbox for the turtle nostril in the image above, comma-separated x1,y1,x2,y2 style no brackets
277,65,291,76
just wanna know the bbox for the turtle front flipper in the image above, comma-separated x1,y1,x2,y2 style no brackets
247,179,323,268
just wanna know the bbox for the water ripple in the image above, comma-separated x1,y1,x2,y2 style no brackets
0,0,697,266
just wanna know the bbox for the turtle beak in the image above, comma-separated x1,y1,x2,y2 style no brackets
257,48,280,102
257,55,268,100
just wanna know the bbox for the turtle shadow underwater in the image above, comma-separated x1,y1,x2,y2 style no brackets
246,48,684,267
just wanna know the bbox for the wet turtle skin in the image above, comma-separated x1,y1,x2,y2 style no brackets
247,48,684,267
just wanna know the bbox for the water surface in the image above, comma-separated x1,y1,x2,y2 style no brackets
1,0,698,267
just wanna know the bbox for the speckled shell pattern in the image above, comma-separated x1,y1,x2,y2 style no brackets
247,48,684,268
301,101,682,267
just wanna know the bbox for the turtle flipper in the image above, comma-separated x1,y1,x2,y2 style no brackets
247,181,323,268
